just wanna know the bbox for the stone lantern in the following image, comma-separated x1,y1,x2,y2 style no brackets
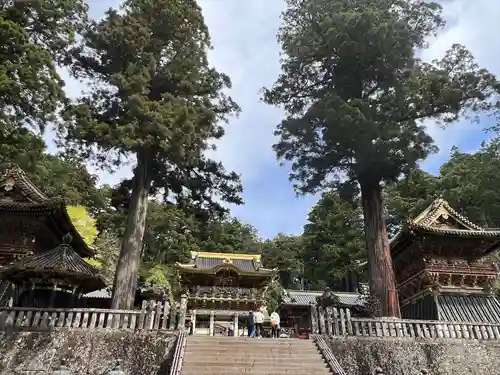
107,360,128,375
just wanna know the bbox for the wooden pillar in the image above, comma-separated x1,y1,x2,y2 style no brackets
7,283,15,307
209,311,215,336
49,284,57,308
233,313,239,337
310,304,319,334
177,294,188,330
191,309,197,335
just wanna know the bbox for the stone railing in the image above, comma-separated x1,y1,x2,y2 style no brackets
169,330,187,375
316,306,500,340
0,301,178,331
312,334,347,375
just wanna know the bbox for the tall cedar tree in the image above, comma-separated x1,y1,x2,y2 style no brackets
61,0,239,309
263,0,499,316
0,0,87,132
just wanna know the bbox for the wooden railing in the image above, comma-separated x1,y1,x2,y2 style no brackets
317,306,500,340
0,301,176,331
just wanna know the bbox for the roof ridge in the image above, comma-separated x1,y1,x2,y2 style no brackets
410,197,483,231
1,166,49,203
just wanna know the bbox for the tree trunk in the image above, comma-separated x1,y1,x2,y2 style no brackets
360,180,401,318
111,151,151,310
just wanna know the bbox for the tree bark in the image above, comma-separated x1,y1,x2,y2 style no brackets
360,180,401,318
111,151,151,310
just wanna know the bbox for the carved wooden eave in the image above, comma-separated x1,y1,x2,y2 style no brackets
0,166,48,204
391,198,500,257
0,166,94,257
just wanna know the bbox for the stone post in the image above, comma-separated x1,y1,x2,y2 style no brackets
209,311,215,336
318,306,326,334
177,294,188,330
310,303,319,334
233,313,239,337
169,302,177,330
190,309,197,335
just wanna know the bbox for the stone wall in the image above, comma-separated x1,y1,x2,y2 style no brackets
0,329,177,375
325,336,500,375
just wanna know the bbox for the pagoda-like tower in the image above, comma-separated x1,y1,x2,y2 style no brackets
176,251,276,335
0,234,105,308
391,198,500,322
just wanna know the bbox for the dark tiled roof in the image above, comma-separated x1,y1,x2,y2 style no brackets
177,252,275,275
193,256,259,272
0,166,49,203
283,290,364,307
436,294,500,323
83,287,113,299
0,243,105,293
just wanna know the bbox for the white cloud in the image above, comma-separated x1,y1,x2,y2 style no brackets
50,0,500,237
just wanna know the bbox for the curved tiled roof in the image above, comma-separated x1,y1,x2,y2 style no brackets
0,242,105,293
177,251,276,275
282,290,364,307
0,166,49,203
390,198,500,254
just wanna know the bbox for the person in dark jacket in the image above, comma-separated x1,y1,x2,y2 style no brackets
247,311,255,337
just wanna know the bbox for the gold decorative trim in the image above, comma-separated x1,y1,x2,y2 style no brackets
190,251,261,262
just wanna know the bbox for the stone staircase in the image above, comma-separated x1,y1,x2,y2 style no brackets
180,336,333,375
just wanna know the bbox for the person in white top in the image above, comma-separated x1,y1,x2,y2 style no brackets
270,311,280,338
253,309,265,338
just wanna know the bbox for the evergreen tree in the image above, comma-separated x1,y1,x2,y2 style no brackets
61,0,239,309
0,0,87,131
302,191,366,290
263,0,498,316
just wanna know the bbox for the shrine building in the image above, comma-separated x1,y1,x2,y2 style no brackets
0,167,104,307
391,198,500,322
175,251,276,335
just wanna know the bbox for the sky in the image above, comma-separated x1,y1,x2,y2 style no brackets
50,0,500,239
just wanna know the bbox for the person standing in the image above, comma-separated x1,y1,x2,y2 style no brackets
254,308,264,338
247,311,255,338
270,311,280,338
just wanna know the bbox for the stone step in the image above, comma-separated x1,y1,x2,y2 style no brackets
186,341,316,347
187,336,312,344
184,348,320,355
182,363,329,370
183,356,327,368
183,355,324,362
186,339,313,346
180,369,331,375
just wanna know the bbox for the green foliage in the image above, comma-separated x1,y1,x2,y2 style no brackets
261,234,303,289
67,205,97,245
386,137,500,230
264,0,498,194
83,230,120,285
197,218,262,254
302,191,366,289
264,278,285,314
59,0,241,308
142,202,200,264
0,0,88,131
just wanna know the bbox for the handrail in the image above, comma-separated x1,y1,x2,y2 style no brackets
312,334,347,375
169,330,187,375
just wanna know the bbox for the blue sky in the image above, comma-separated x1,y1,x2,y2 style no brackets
51,0,500,239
